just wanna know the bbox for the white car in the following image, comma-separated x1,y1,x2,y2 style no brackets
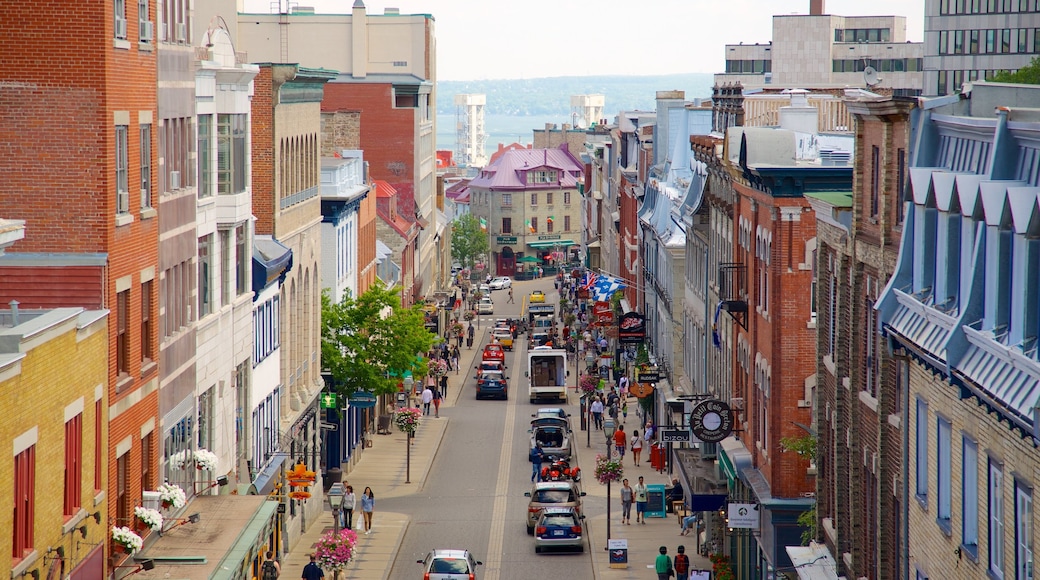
476,297,494,315
488,276,512,290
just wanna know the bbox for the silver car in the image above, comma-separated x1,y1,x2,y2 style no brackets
533,507,585,553
524,481,585,534
417,549,482,579
488,276,512,290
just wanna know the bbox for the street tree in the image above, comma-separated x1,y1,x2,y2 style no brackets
321,281,437,398
991,56,1040,85
450,214,489,270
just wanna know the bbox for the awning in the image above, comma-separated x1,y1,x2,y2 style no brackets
587,240,602,249
414,214,430,229
252,235,293,294
786,542,843,580
527,240,577,249
718,436,753,486
247,452,289,495
689,493,728,512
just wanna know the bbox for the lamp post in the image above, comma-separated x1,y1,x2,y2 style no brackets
585,349,596,448
604,420,617,551
327,483,345,533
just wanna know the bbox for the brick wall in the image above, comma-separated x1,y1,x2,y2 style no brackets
252,66,276,236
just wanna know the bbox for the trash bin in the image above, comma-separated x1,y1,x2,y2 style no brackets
324,467,342,492
650,444,665,471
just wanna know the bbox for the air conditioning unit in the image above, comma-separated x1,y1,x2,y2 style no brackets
117,189,129,214
142,490,161,511
114,17,127,39
730,397,745,411
140,20,154,42
177,23,187,42
169,170,181,191
764,72,773,84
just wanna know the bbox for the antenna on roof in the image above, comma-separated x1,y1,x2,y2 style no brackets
864,66,881,87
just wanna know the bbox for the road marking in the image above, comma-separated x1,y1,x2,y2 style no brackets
482,339,524,580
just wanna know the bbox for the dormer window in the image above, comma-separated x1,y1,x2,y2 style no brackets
529,170,557,184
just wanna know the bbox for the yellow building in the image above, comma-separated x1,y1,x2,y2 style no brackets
1,307,108,579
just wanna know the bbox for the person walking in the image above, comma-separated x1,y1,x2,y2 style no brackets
301,554,324,580
432,386,442,418
507,286,514,303
655,546,673,580
620,478,634,525
360,487,375,535
261,551,280,580
635,476,649,524
440,374,449,399
674,545,690,580
529,444,544,482
631,429,644,466
342,485,356,530
613,424,627,459
467,324,475,349
451,346,460,375
421,385,433,415
590,396,604,430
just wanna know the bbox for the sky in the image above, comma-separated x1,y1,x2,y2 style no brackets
242,0,925,81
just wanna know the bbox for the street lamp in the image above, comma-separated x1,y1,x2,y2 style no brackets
327,483,345,532
604,419,617,551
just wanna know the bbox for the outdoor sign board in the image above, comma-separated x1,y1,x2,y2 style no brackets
637,369,660,383
618,312,647,344
348,392,377,409
690,399,733,443
320,392,338,409
727,503,760,529
537,234,562,241
496,236,517,244
529,304,555,315
593,301,613,324
608,539,629,568
659,429,691,443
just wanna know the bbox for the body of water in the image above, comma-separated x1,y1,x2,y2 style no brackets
436,113,580,163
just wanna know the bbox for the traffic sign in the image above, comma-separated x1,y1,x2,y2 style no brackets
320,421,338,431
659,429,690,443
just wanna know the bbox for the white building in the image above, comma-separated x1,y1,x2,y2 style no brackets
321,151,371,304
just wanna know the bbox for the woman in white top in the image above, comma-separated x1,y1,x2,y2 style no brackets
630,429,644,466
342,485,357,529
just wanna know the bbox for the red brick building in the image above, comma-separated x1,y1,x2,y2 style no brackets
0,0,160,571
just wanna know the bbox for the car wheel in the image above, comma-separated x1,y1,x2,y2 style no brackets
577,545,584,553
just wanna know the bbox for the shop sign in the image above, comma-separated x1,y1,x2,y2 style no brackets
320,392,338,409
690,399,733,443
727,503,760,529
637,369,660,383
348,392,377,409
496,236,517,244
618,312,647,344
537,234,562,241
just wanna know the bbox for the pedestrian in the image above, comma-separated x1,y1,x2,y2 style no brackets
613,424,627,459
301,554,324,580
440,374,449,399
680,514,697,536
618,374,629,397
467,324,475,348
655,546,673,580
631,429,644,466
360,487,375,534
645,421,655,446
635,476,649,524
674,545,690,580
621,399,629,419
421,385,433,415
529,443,544,482
451,347,460,375
342,485,356,530
620,478,634,525
432,386,442,418
590,397,604,430
508,286,514,303
261,551,280,580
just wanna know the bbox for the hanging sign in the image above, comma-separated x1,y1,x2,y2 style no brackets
690,399,733,443
617,312,646,344
728,503,760,529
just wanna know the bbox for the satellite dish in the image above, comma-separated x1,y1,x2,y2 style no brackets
864,66,881,87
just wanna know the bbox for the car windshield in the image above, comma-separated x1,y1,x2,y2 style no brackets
534,489,575,503
480,373,503,382
430,558,469,573
542,514,577,527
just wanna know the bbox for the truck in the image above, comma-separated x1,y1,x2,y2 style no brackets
526,346,569,403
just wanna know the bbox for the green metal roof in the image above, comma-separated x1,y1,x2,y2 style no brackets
803,191,854,207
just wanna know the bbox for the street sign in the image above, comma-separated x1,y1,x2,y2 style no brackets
659,429,690,443
320,421,338,431
320,392,338,409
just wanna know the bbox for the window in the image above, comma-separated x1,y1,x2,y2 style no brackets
220,229,232,307
827,254,837,355
138,0,151,42
95,399,103,491
963,437,979,555
564,191,571,204
114,0,127,39
810,249,818,321
530,170,557,183
198,387,213,451
13,445,35,559
991,459,1006,576
141,432,153,493
1017,482,1033,580
871,146,880,217
140,125,152,209
117,451,130,526
547,216,554,233
565,216,571,231
502,193,512,207
64,414,82,516
161,116,194,193
531,218,538,233
937,418,952,528
235,224,248,296
141,280,153,361
117,289,130,376
116,125,129,214
502,218,512,234
547,192,554,205
531,193,538,206
940,30,949,54
916,398,928,501
198,114,212,198
217,114,247,195
896,149,906,225
865,276,880,397
198,234,213,317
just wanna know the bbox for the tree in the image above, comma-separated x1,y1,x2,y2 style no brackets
321,281,437,398
451,214,489,270
991,56,1040,85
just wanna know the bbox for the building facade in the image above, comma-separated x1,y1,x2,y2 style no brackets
923,0,1040,96
321,151,371,304
878,82,1040,580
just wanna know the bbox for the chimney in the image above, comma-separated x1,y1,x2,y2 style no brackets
809,0,825,15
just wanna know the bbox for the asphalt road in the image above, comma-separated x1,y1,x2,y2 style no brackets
382,276,603,580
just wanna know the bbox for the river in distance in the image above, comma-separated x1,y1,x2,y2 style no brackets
435,113,579,163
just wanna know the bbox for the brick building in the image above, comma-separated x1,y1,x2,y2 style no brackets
0,0,161,568
0,307,109,579
810,94,914,579
877,82,1040,580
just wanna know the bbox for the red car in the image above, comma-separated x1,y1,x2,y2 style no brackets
482,343,505,363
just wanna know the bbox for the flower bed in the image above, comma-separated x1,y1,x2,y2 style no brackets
314,528,359,571
134,507,164,531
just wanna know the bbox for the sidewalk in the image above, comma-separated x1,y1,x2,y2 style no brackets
279,327,483,579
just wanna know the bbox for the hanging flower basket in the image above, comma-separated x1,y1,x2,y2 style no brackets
463,310,475,321
579,374,599,395
157,483,187,510
112,526,143,554
289,490,312,500
427,358,448,378
169,450,191,470
593,454,624,485
394,407,422,435
314,528,359,572
193,448,218,471
134,507,164,532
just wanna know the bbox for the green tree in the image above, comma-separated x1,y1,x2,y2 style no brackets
321,281,437,398
781,434,819,545
991,56,1040,84
451,214,489,269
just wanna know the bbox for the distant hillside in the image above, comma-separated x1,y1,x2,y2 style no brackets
436,74,715,117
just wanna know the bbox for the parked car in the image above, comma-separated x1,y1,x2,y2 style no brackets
524,481,586,534
488,276,512,290
478,284,491,295
532,408,572,430
530,417,572,460
476,370,508,400
529,290,546,303
476,297,494,315
491,328,514,350
416,549,482,580
533,507,585,553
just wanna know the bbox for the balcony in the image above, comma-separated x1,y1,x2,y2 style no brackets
321,152,368,200
718,262,748,329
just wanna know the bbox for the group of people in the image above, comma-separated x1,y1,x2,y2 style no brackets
655,545,693,580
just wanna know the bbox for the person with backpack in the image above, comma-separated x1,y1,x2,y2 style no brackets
655,546,674,580
261,551,280,580
674,545,690,580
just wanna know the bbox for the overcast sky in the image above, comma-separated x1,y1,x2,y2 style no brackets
242,0,925,80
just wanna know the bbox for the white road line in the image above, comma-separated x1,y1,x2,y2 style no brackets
483,344,524,580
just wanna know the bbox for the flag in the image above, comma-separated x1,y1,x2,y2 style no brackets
581,272,597,290
527,219,535,233
479,217,487,232
712,301,723,350
547,215,554,225
591,274,625,302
